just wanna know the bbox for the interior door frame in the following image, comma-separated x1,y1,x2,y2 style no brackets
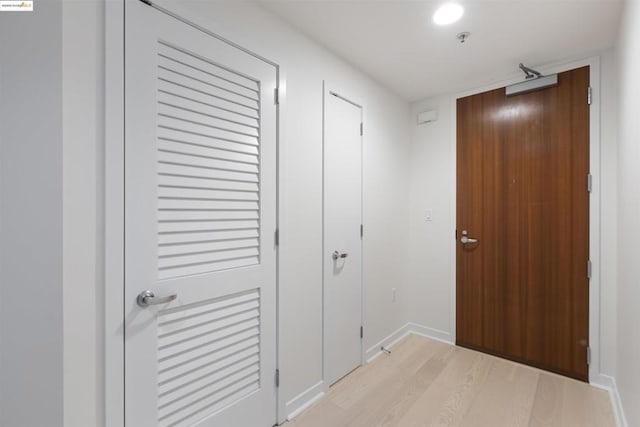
104,1,286,424
321,81,365,389
450,56,603,385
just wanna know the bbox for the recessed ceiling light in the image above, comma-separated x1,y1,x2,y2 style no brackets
433,3,464,26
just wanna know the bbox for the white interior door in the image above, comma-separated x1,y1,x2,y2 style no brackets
124,2,277,426
324,88,363,386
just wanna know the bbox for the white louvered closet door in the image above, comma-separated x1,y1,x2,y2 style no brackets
124,2,277,426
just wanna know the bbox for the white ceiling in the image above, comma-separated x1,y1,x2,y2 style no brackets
256,0,623,101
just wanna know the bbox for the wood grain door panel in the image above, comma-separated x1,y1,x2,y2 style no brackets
456,66,590,381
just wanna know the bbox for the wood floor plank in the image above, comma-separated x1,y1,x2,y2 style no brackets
330,335,433,410
506,365,540,425
374,343,452,427
343,340,454,427
286,400,344,427
459,359,539,427
428,352,493,426
559,376,615,427
283,335,614,427
395,347,484,427
330,338,447,427
530,373,565,427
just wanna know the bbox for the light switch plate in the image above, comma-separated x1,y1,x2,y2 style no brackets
425,209,433,222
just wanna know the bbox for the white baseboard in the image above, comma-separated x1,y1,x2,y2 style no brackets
590,374,628,427
285,380,325,421
407,322,454,345
365,322,454,363
365,323,412,363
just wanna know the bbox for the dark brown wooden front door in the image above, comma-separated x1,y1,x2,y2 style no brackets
456,66,590,381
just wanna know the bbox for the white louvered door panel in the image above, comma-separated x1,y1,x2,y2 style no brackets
124,2,277,426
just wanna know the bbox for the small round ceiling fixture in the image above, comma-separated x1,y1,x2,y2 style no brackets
433,3,464,26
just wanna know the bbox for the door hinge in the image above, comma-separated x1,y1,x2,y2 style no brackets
455,229,458,240
587,346,591,365
275,369,280,387
587,260,592,279
360,224,363,239
274,229,279,246
274,88,280,105
360,122,363,136
587,174,593,193
360,326,363,339
587,86,592,105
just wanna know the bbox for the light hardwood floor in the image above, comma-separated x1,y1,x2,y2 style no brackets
285,335,614,427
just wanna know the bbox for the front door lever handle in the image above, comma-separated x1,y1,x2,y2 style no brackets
137,290,177,307
460,230,478,244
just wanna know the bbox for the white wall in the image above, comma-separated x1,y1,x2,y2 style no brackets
0,1,65,426
174,2,411,418
599,49,618,382
616,0,640,424
62,1,105,426
407,51,620,379
408,96,456,340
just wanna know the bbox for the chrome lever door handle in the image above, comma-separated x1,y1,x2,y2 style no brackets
332,251,349,260
137,290,177,307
